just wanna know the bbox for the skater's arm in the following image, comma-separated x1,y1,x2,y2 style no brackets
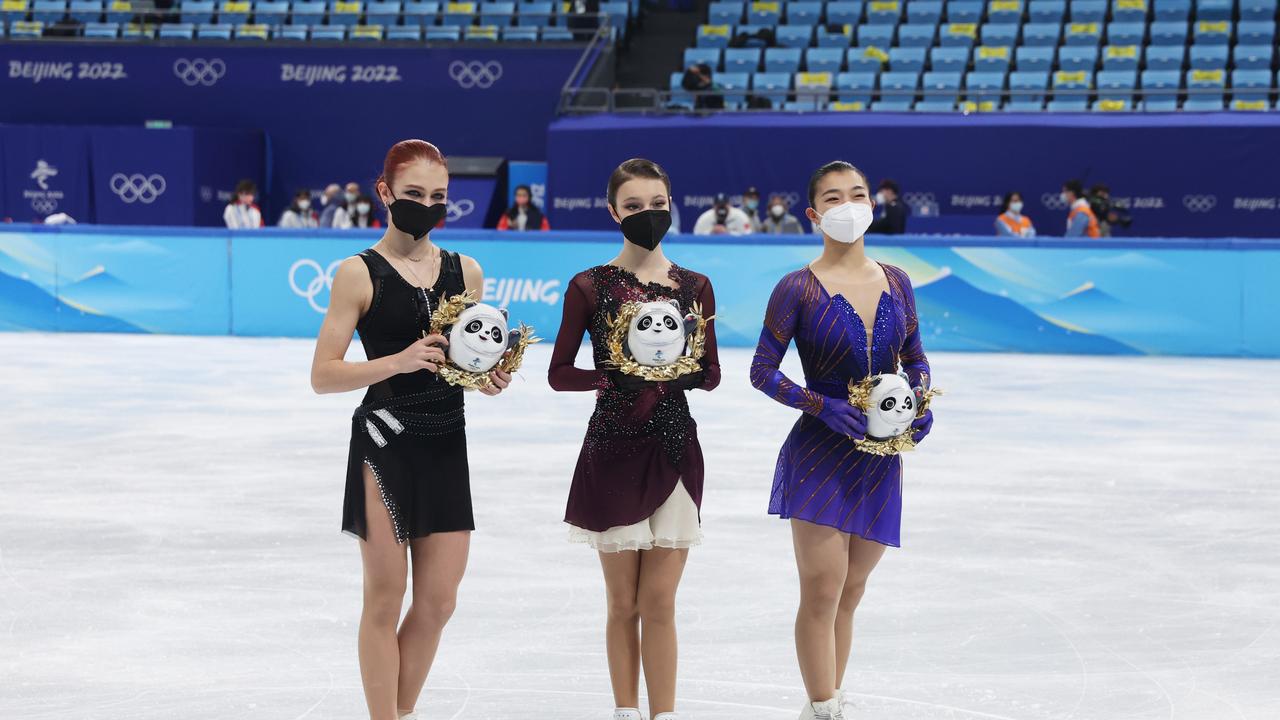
749,273,826,416
692,276,721,391
548,278,608,392
891,267,930,390
310,257,447,394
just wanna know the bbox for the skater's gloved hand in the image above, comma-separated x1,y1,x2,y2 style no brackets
815,396,867,440
666,370,705,392
608,370,657,393
911,409,934,444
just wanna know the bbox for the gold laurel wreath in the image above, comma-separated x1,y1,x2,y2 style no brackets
605,301,715,382
428,290,542,391
846,376,944,456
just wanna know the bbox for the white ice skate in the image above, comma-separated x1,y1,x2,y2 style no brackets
613,708,644,720
398,712,418,720
799,697,844,720
653,713,680,720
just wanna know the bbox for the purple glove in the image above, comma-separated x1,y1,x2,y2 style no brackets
911,409,933,444
815,396,867,440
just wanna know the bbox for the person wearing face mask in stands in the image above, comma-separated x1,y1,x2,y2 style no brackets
995,191,1036,238
279,189,319,228
741,186,763,232
693,192,753,235
326,181,363,229
1062,179,1100,238
867,178,909,235
347,194,383,229
223,179,263,229
496,184,551,231
750,161,934,720
762,193,805,234
548,157,720,720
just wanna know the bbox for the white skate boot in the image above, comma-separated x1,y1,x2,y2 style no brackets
653,713,680,720
799,697,844,720
613,708,644,720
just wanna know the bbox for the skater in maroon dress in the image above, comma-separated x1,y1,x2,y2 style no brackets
548,158,720,720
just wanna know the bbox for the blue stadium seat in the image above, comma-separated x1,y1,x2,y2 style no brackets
1148,20,1187,44
1183,96,1224,109
806,47,845,72
685,48,721,70
290,0,325,23
1192,19,1231,44
786,1,821,24
1064,20,1101,44
879,69,921,103
1194,0,1231,21
734,23,775,44
313,24,348,38
1069,0,1105,22
180,0,214,23
795,70,835,99
931,46,971,72
816,24,854,46
898,22,935,46
480,1,516,27
980,22,1018,45
252,0,288,24
1016,44,1055,69
159,20,196,36
1144,44,1184,69
323,0,358,24
1096,68,1137,102
9,19,45,36
907,0,942,24
388,23,422,37
987,0,1023,23
724,47,761,71
1102,44,1141,69
234,21,270,37
1153,0,1189,20
1047,98,1089,109
400,0,437,24
866,0,901,24
922,70,963,102
104,0,134,23
667,71,693,108
274,23,307,38
966,69,1007,100
765,46,802,72
1107,21,1144,45
83,19,118,35
826,1,863,25
350,23,384,38
715,70,750,107
747,0,779,25
1236,21,1275,46
848,46,888,72
775,24,813,47
947,0,981,22
1189,44,1228,68
1004,97,1045,109
889,46,926,70
425,24,461,38
1111,0,1147,22
218,0,251,24
1230,98,1271,110
1022,22,1061,45
364,1,400,25
503,25,538,39
463,23,499,39
916,99,958,110
974,44,1013,71
1239,0,1276,21
940,21,979,45
540,24,573,40
696,24,732,47
857,22,894,46
1233,44,1273,70
1186,67,1226,105
1231,69,1272,103
69,0,101,22
515,1,548,26
31,0,65,23
1010,69,1050,101
440,1,475,26
836,71,878,102
197,21,231,38
1053,68,1093,100
708,0,740,24
752,70,791,91
1058,45,1098,69
1141,69,1181,108
872,98,914,109
1028,0,1065,22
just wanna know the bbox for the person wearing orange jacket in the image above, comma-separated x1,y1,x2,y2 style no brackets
995,191,1036,238
1062,180,1100,238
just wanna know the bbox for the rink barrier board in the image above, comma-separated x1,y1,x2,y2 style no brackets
1,224,1277,357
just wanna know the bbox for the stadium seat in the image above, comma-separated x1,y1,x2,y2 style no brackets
1022,22,1061,45
775,24,812,46
1069,0,1105,22
1148,20,1187,44
1230,98,1270,110
764,47,802,72
922,70,962,103
724,47,761,71
251,0,287,24
388,23,422,37
1058,45,1098,70
217,0,249,23
1182,96,1224,109
1107,21,1144,45
103,0,132,23
980,22,1018,46
940,21,978,46
815,24,854,46
1195,0,1231,21
364,0,400,24
311,24,346,38
480,1,516,27
440,1,475,26
290,0,325,24
848,45,888,72
795,70,834,96
916,99,958,110
1005,98,1046,110
752,70,791,90
463,23,498,39
685,47,722,70
274,23,307,37
180,0,214,23
1189,44,1228,69
1192,19,1231,45
1231,69,1272,103
1112,0,1146,22
197,21,231,38
1016,44,1055,70
947,0,981,22
1233,44,1273,70
159,20,195,36
836,71,878,103
826,0,862,25
857,22,893,46
500,24,535,39
10,18,45,35
898,22,935,46
515,1,549,26
69,0,101,22
746,0,779,25
425,24,460,38
889,46,926,70
539,26,575,41
324,0,359,24
1092,102,1126,116
907,0,942,24
715,70,750,107
1064,21,1101,45
1010,69,1050,101
234,20,268,36
931,46,971,72
1153,0,1189,19
401,0,438,24
1028,0,1065,22
806,47,845,72
696,23,731,47
83,18,118,34
987,0,1022,23
1102,44,1141,69
1053,68,1092,102
1239,0,1276,21
1047,98,1088,109
866,0,900,24
966,69,1007,102
974,44,1012,71
879,69,921,104
786,0,821,24
1144,44,1185,69
1236,21,1275,46
1096,68,1136,102
31,0,65,23
708,0,741,24
871,98,914,109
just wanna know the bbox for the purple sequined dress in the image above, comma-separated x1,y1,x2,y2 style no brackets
749,264,929,547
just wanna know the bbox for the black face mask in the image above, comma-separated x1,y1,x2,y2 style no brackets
620,209,672,251
388,194,447,241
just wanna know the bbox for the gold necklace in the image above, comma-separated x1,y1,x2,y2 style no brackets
389,244,440,290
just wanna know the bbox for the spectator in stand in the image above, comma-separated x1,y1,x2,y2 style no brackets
223,179,263,229
995,191,1036,238
497,184,550,231
1063,179,1100,238
761,193,804,234
324,181,361,229
279,189,319,228
693,192,753,235
316,184,342,226
1088,183,1131,237
868,178,909,234
741,186,762,232
681,62,725,110
347,194,382,229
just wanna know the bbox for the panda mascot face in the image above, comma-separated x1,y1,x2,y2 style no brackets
626,300,687,367
447,303,509,373
866,373,916,440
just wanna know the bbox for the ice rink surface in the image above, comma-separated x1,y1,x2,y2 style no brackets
2,333,1278,720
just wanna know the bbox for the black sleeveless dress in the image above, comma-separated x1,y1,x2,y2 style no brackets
342,247,474,543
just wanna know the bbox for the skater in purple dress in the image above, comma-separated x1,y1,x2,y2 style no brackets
749,161,934,720
549,158,720,720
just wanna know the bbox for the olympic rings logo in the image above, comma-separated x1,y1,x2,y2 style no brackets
446,198,475,223
110,173,167,204
1040,192,1068,211
289,258,344,314
31,197,58,215
1182,195,1217,213
173,58,226,87
448,60,503,89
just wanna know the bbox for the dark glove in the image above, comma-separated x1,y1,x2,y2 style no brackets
814,396,867,440
911,409,934,444
608,370,656,392
667,370,705,392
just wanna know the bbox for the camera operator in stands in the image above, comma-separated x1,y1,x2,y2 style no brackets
868,179,909,235
693,192,753,235
1088,183,1131,236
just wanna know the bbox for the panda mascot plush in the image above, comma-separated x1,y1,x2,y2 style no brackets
446,303,522,373
624,299,698,367
864,372,917,440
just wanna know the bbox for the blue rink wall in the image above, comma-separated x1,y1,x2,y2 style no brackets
1,224,1277,357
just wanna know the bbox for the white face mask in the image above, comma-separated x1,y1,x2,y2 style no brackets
770,203,786,218
874,191,887,205
1009,201,1023,214
356,203,371,215
815,201,874,244
345,192,358,204
1060,192,1069,204
297,199,310,211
